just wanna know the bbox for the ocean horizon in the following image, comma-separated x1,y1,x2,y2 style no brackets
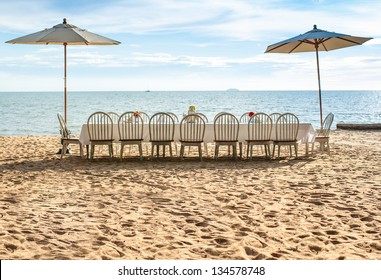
1,90,380,136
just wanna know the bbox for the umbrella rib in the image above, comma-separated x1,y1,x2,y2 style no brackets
265,42,289,52
289,40,313,52
336,36,364,45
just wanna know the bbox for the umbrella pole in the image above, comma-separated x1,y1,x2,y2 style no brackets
315,45,323,129
64,43,67,123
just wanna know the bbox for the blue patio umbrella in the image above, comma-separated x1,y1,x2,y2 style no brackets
265,25,372,128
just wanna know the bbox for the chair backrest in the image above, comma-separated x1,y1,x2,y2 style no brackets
269,113,281,124
149,112,175,141
87,112,114,141
118,111,144,140
166,112,179,123
214,112,230,122
239,112,250,123
180,114,205,142
318,113,334,137
247,113,272,141
196,112,208,123
138,111,150,124
275,113,299,141
214,112,239,141
107,112,120,123
57,113,71,138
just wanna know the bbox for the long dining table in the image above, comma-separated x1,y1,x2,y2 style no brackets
79,123,316,157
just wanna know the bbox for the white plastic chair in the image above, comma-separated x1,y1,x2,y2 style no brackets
313,112,334,154
57,113,83,158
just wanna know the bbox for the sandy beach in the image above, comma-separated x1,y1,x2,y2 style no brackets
0,130,380,260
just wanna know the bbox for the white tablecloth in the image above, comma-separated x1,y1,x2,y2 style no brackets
79,123,315,145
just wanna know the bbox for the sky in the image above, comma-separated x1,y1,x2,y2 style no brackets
0,0,380,91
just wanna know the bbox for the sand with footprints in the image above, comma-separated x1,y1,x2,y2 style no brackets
0,130,380,259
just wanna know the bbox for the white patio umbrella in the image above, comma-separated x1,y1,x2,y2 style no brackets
6,18,121,123
265,25,372,128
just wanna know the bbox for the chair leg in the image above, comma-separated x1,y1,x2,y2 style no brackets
139,143,143,160
120,144,124,159
295,144,298,158
78,143,83,158
109,144,113,158
90,144,94,159
233,145,237,160
272,144,276,158
60,143,66,159
156,145,160,157
204,143,208,157
151,144,154,158
180,145,184,159
214,144,218,159
198,144,202,160
169,144,173,157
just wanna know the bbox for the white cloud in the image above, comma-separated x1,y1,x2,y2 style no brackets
2,0,380,39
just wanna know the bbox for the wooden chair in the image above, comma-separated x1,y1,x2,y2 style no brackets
239,112,251,123
246,113,273,159
107,112,120,123
138,111,150,124
213,112,229,122
272,113,299,159
179,114,206,160
214,112,240,159
57,113,83,158
269,113,281,124
314,112,334,154
87,112,114,159
118,111,144,160
149,112,175,158
166,112,179,123
196,112,209,123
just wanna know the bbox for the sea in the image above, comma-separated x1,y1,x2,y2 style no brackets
1,90,380,136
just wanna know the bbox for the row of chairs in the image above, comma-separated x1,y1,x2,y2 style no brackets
107,111,280,124
108,111,210,124
58,111,334,160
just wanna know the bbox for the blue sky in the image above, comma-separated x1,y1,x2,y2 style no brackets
0,0,379,91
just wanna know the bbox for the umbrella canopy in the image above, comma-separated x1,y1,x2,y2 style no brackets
6,18,121,123
265,25,372,128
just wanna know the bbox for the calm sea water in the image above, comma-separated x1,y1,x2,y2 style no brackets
1,90,380,136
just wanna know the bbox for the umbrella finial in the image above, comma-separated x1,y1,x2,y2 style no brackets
313,24,317,29
63,18,67,24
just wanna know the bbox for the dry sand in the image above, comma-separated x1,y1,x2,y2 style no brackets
0,130,380,260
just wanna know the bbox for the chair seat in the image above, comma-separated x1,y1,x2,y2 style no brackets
273,140,298,145
246,139,272,144
150,140,174,143
214,140,238,143
180,140,203,144
90,139,114,144
315,136,329,141
120,138,143,142
62,138,80,143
